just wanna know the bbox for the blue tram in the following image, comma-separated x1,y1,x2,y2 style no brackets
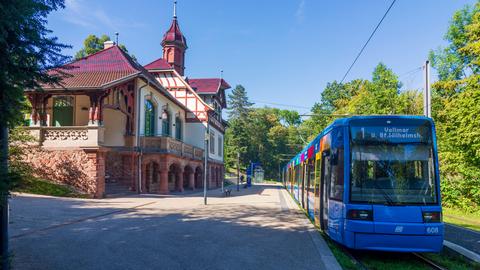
283,116,443,252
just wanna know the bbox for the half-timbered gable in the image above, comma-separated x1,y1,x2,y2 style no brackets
144,66,212,123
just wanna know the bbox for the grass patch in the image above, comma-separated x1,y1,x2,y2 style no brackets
443,207,480,231
423,248,480,270
14,177,88,198
322,234,360,270
356,252,431,270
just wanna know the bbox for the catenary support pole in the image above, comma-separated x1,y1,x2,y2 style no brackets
424,60,431,118
236,152,240,192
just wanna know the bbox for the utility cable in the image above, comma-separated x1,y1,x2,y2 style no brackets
340,0,397,83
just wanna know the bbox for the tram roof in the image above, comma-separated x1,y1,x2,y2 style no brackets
284,115,433,170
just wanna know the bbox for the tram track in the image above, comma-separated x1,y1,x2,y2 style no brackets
336,242,448,270
338,245,369,270
412,252,448,270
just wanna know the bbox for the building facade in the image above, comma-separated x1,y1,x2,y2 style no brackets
23,8,229,198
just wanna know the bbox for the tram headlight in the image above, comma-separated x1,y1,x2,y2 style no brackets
422,211,442,223
347,209,373,221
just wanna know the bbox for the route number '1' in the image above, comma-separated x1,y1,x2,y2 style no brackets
426,227,439,234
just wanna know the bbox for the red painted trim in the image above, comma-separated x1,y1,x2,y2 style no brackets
163,73,171,88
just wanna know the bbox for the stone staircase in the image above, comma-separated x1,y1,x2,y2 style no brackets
104,181,136,198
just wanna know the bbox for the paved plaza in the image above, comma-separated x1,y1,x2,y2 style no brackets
10,184,339,270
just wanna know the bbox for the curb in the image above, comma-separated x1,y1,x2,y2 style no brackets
279,188,342,270
443,240,480,263
444,240,480,264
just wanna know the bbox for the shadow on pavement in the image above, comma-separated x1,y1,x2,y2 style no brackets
10,184,326,270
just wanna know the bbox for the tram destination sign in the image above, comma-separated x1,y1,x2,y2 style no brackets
350,125,431,143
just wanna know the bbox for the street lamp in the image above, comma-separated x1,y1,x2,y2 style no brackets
237,152,240,192
161,104,169,120
203,112,210,205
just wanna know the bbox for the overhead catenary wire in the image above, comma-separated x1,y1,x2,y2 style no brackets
398,66,423,78
251,99,311,110
340,0,397,84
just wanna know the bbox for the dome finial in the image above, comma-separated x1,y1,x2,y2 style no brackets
173,0,177,18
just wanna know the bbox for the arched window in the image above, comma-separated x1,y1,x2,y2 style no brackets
144,100,155,136
162,110,170,136
175,116,182,141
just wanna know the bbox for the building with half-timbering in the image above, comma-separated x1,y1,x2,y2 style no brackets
23,6,229,198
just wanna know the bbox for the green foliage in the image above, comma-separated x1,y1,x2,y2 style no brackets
0,0,70,127
6,128,36,192
74,34,135,61
225,85,256,169
0,0,69,199
14,176,87,198
430,1,480,213
225,63,424,180
224,88,303,178
302,63,423,141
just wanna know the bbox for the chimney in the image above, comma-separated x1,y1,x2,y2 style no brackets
104,40,115,49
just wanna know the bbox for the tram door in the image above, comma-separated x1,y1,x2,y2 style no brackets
306,159,315,219
299,162,306,209
313,154,322,228
302,162,308,208
326,128,345,242
295,165,300,201
320,151,331,231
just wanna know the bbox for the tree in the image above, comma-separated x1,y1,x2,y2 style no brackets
429,2,480,211
74,34,135,60
227,85,253,120
429,4,480,83
0,0,69,267
278,109,301,127
225,85,254,170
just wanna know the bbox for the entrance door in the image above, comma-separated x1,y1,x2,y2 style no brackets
53,96,74,126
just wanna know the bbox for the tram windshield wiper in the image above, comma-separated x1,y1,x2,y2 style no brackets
372,180,395,206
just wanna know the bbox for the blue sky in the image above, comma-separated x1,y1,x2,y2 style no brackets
48,0,476,113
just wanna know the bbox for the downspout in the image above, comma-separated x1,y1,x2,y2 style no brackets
136,79,149,193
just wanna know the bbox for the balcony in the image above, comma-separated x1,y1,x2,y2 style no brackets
140,136,204,160
28,126,105,148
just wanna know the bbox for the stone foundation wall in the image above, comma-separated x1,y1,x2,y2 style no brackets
23,148,105,197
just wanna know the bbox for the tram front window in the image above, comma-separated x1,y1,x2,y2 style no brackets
350,143,437,205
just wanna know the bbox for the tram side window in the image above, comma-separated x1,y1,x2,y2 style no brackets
315,158,321,196
308,159,315,193
330,129,344,201
295,165,300,186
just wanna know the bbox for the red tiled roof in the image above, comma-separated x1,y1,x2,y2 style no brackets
187,78,231,94
144,58,172,70
42,46,141,89
162,18,187,48
37,45,190,113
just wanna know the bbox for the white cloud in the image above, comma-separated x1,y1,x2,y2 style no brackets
62,0,146,30
295,0,306,23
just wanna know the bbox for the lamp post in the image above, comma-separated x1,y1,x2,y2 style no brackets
203,114,210,205
236,152,240,192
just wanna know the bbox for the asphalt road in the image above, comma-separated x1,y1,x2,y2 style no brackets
10,185,337,270
444,223,480,254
